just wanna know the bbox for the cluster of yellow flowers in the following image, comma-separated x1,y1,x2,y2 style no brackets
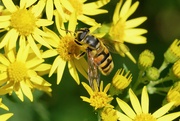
0,0,179,121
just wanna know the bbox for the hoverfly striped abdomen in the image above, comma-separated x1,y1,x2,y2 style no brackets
75,28,114,87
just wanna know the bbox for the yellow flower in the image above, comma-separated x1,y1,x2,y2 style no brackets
164,39,180,63
42,11,88,85
116,86,180,121
166,82,180,107
171,59,180,79
80,80,113,110
110,68,132,96
0,98,13,121
0,45,52,102
100,0,147,63
110,0,147,44
101,107,118,121
0,0,53,58
138,49,155,70
55,0,110,25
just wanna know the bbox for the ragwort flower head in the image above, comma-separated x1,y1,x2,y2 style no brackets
100,0,147,63
110,68,132,96
109,0,147,44
42,11,88,85
166,82,180,107
101,107,118,121
55,0,110,25
116,86,180,121
0,45,52,102
80,80,113,110
0,98,13,121
164,39,180,64
0,0,53,58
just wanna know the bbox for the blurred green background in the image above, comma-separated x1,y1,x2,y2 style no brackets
0,0,180,121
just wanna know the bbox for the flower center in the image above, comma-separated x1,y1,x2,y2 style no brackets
90,92,110,109
57,35,80,61
64,0,83,15
110,20,125,42
11,8,36,36
7,61,28,83
133,113,157,121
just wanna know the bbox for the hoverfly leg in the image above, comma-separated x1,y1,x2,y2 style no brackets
74,51,86,60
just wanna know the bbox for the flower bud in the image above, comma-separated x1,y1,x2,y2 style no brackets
164,39,180,63
138,50,155,70
166,82,180,107
146,67,159,81
110,69,132,96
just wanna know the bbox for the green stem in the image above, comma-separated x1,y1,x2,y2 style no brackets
158,59,170,73
97,111,101,121
148,76,171,87
132,70,144,91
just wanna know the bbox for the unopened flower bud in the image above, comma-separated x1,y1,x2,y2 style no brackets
138,50,155,70
146,67,159,81
166,82,180,107
164,39,180,63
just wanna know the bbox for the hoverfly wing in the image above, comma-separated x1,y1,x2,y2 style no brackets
100,38,119,54
87,48,100,90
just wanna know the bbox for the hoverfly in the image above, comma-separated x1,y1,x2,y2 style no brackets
74,28,114,89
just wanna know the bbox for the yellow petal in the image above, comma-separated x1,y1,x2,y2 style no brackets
73,58,88,80
54,0,65,21
113,0,123,24
141,86,149,113
0,54,10,66
83,8,108,15
31,0,45,17
157,112,180,121
15,88,24,101
56,60,66,84
116,111,132,121
42,50,58,58
8,29,19,50
46,0,54,20
33,63,51,72
81,82,94,95
119,0,132,18
0,29,15,49
2,0,17,13
20,81,33,102
36,19,53,27
125,29,147,36
152,102,174,118
60,0,74,13
80,96,90,103
0,21,10,28
0,103,9,111
124,36,147,44
77,15,98,26
30,76,51,86
26,58,44,69
0,113,13,121
129,88,142,114
43,27,60,47
68,12,77,32
116,97,136,119
32,33,52,49
0,15,11,21
27,35,42,58
125,17,147,29
49,56,63,77
68,60,80,84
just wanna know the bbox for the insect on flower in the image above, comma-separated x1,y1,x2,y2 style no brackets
74,28,114,89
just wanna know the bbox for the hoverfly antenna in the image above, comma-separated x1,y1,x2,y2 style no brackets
60,28,75,35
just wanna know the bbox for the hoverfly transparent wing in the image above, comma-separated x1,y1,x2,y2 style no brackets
100,38,119,54
87,48,100,90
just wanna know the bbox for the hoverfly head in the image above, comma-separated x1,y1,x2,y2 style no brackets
75,28,90,45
